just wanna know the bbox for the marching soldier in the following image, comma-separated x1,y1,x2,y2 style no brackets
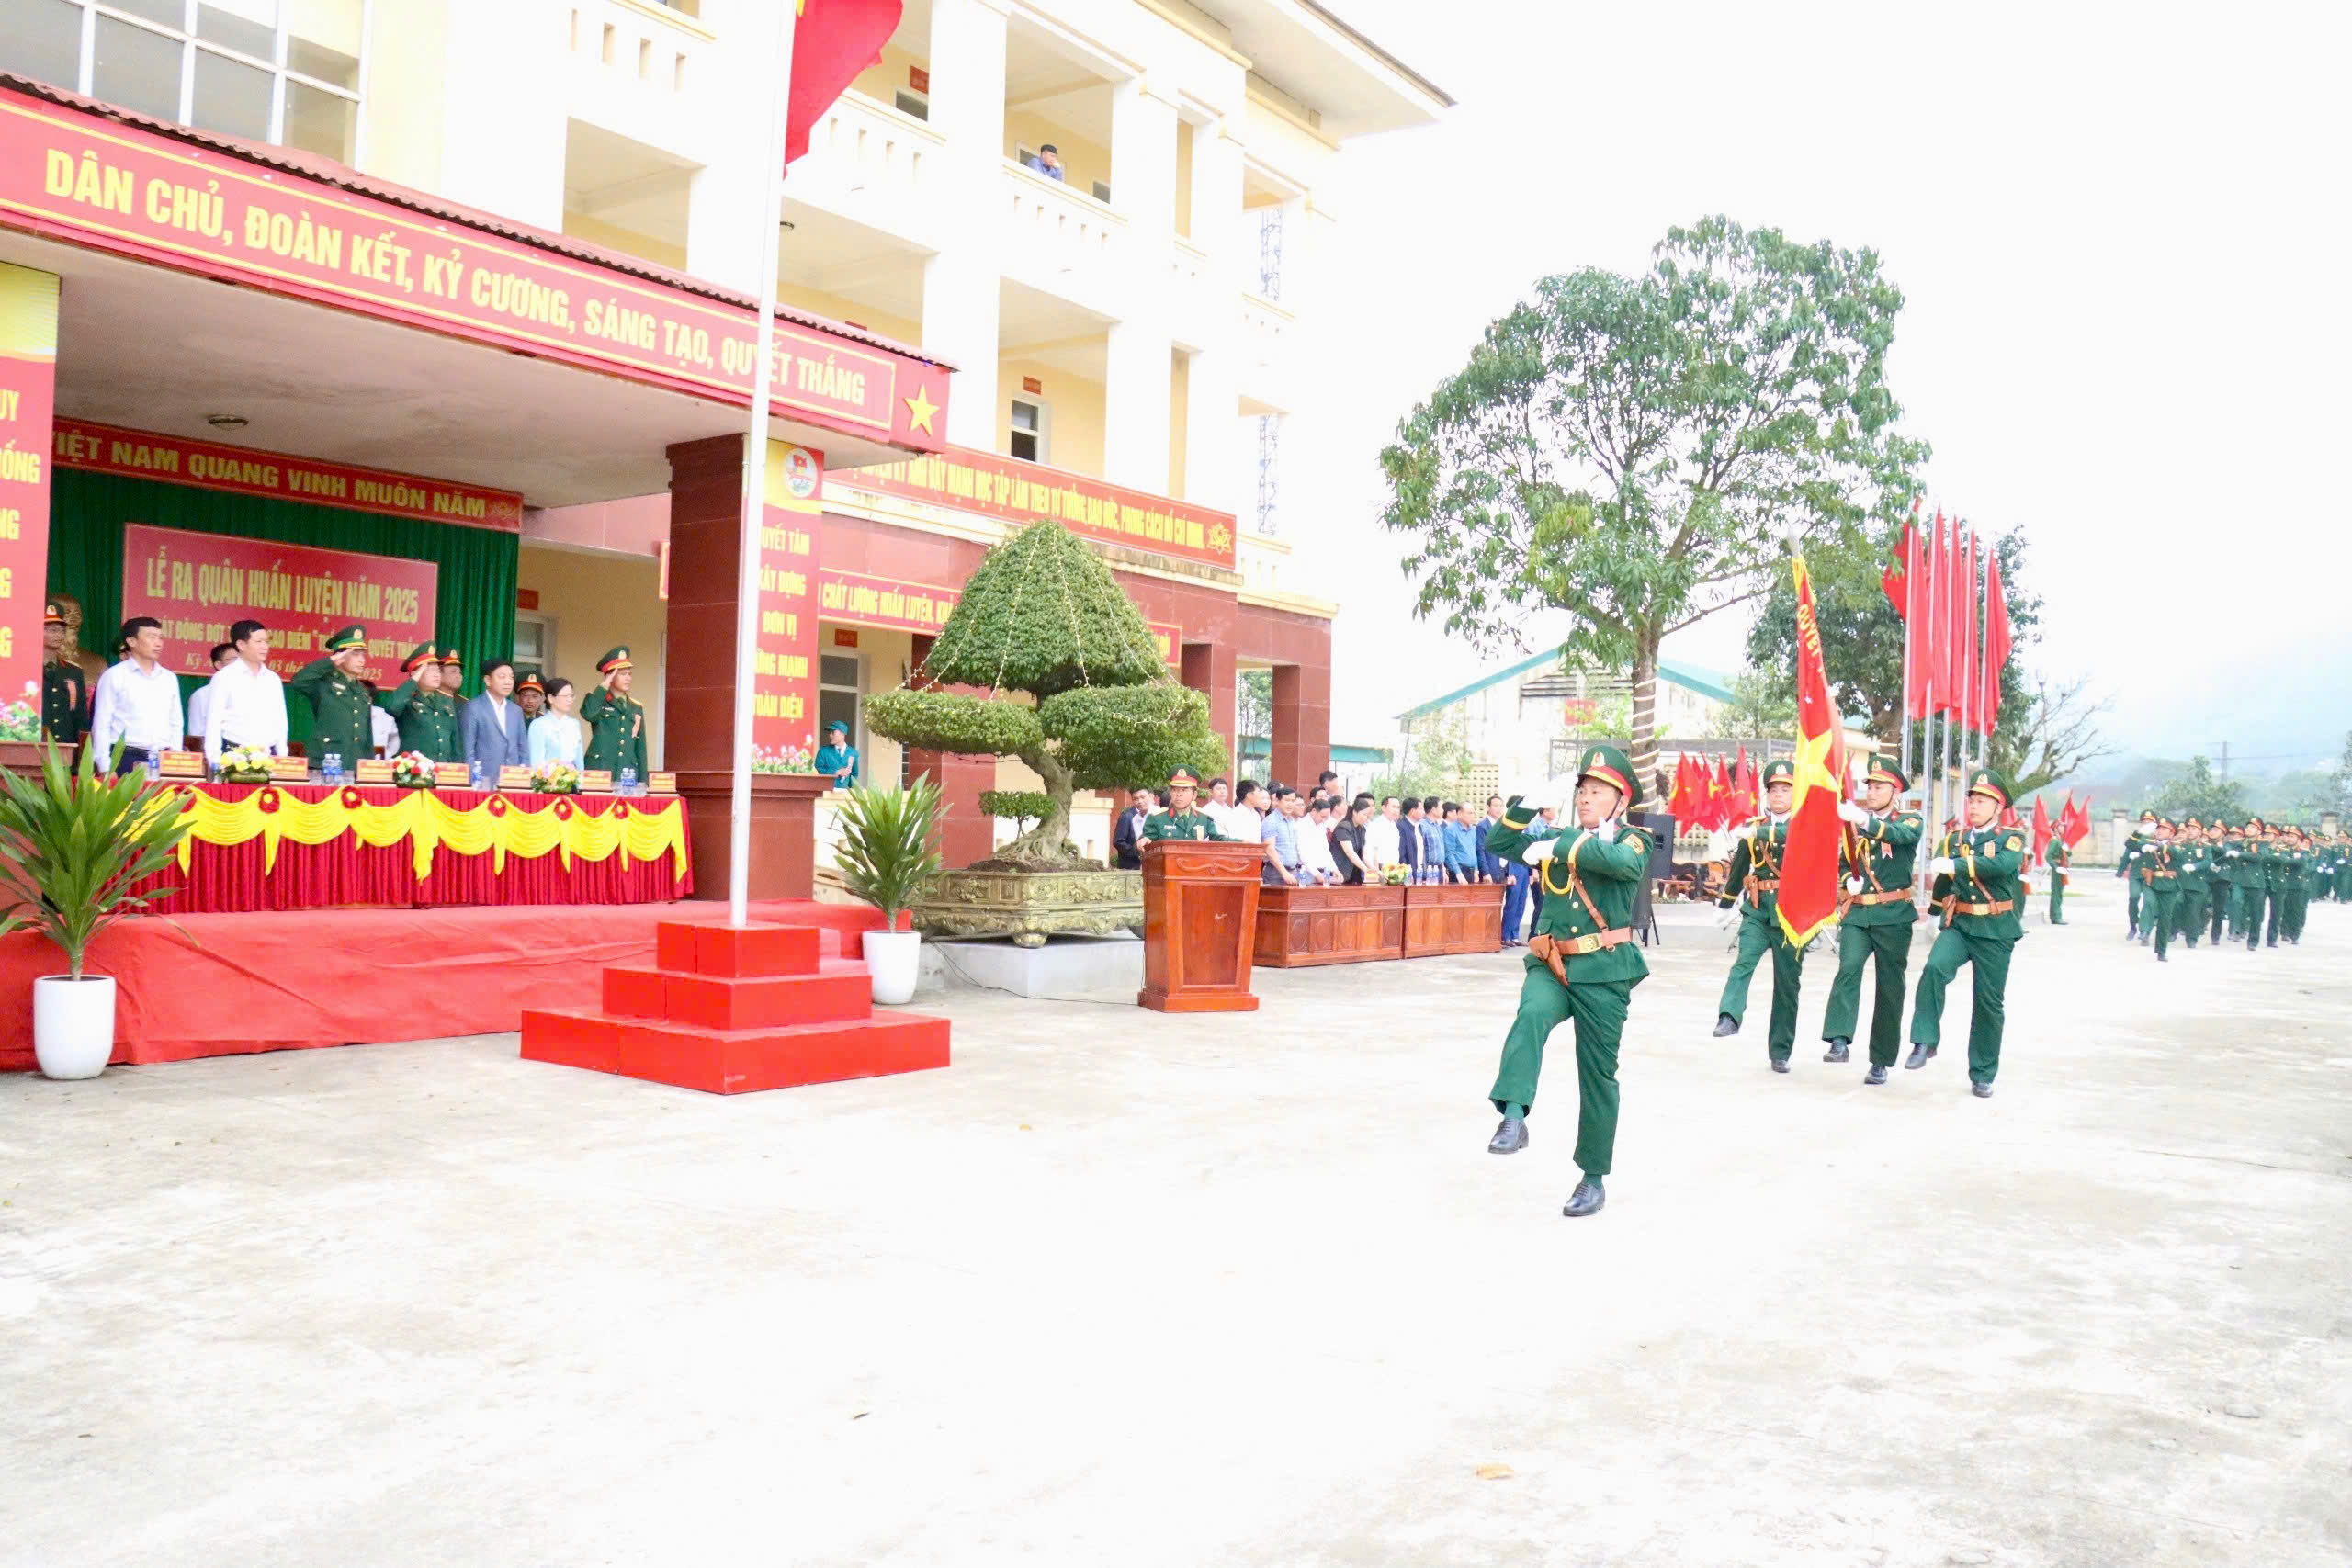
2283,829,2312,943
1482,745,1652,1219
2260,821,2290,948
1905,768,2027,1097
2336,833,2352,902
1819,760,1920,1086
2117,808,2158,941
2240,819,2272,950
2173,819,2210,949
379,643,461,762
1711,759,1807,1073
2045,832,2071,925
288,624,375,767
2125,818,2181,960
2208,825,2240,943
581,646,648,780
1141,765,1232,840
40,599,89,746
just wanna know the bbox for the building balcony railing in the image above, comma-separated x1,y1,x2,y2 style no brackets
786,89,949,242
999,159,1125,302
563,0,713,148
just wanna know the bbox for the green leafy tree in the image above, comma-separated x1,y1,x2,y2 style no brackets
1380,215,1926,780
2255,769,2336,823
2329,731,2352,818
2146,755,2249,823
1712,669,1796,740
1374,710,1475,802
865,522,1226,870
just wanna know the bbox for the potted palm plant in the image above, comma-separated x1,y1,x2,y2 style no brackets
0,740,194,1078
831,774,945,1005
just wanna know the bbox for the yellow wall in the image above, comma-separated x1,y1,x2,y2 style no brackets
1168,347,1189,499
849,41,929,107
814,622,914,786
516,543,667,766
359,0,447,192
998,355,1104,474
774,282,922,346
560,209,687,271
1004,111,1112,197
1174,118,1194,237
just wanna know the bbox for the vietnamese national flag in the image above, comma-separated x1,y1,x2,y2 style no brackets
786,0,905,165
1982,547,2013,734
2030,795,2053,866
1668,755,1694,823
1883,513,1920,616
1728,744,1754,823
1705,758,1729,829
2064,793,2093,849
1778,552,1843,950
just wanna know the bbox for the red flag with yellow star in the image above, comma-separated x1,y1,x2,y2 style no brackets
1778,552,1844,950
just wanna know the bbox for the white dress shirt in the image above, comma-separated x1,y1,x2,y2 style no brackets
89,657,185,758
202,659,289,761
369,705,399,755
1298,818,1341,881
184,682,211,744
1364,815,1402,867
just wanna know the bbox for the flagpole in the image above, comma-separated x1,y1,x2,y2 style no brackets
1977,529,1993,770
727,1,799,929
1898,513,1916,786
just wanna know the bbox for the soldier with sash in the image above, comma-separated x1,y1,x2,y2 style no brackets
1820,761,1921,1086
1906,768,2027,1098
1711,758,1809,1073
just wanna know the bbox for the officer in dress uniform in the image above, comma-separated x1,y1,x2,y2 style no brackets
2282,829,2312,943
40,599,89,745
1711,758,1809,1073
439,649,467,707
2239,818,2272,950
2173,819,2211,949
288,623,374,767
1905,767,2026,1098
2124,818,2181,960
1481,745,1652,1219
2208,826,2241,942
581,646,647,779
1820,760,1921,1086
2045,833,2071,925
1140,766,1232,840
379,642,461,761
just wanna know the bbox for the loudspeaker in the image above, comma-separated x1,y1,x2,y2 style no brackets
1632,811,1679,878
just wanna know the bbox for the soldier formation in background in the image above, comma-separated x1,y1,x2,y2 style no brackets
2122,813,2334,953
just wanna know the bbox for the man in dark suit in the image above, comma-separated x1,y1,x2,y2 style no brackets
1477,795,1510,883
1112,786,1155,870
460,657,528,777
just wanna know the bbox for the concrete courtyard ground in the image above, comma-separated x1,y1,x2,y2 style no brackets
5,883,2348,1567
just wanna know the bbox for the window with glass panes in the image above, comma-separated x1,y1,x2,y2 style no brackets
4,1,367,165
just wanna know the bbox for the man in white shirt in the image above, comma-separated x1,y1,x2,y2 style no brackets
1365,795,1404,869
89,615,184,777
202,619,289,763
180,640,233,747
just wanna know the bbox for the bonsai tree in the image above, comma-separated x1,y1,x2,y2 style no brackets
866,521,1227,870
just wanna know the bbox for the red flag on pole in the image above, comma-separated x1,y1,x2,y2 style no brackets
1728,745,1754,823
1668,755,1694,823
785,0,906,165
2030,795,2053,865
1923,513,1948,716
2063,794,2093,849
1938,518,1962,716
1982,547,2012,734
1883,520,1919,615
1960,529,1980,733
1778,552,1843,949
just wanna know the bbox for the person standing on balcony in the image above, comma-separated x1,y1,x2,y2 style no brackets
1036,144,1065,182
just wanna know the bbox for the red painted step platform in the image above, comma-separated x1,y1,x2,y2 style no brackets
521,919,949,1095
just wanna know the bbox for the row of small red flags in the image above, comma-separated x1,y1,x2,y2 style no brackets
1882,507,2011,734
1664,753,2093,866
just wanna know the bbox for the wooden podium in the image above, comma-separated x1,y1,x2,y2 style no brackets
1138,839,1263,1011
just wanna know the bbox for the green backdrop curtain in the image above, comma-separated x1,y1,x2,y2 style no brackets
47,468,519,746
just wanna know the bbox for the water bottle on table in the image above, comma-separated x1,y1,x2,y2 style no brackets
619,768,638,795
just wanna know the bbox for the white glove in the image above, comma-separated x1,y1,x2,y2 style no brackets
1845,876,1865,894
1928,856,1956,877
1735,820,1758,841
1715,904,1739,931
1521,837,1560,866
1838,801,1870,827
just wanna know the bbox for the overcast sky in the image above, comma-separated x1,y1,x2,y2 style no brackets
1303,1,2351,776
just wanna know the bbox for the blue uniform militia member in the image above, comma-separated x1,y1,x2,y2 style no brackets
1819,761,1921,1085
1906,768,2026,1098
1712,758,1808,1071
1482,746,1652,1220
815,719,859,789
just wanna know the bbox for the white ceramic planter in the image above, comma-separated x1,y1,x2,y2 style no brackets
861,929,922,1006
33,974,117,1080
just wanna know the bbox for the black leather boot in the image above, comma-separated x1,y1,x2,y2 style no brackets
1823,1038,1850,1063
1712,1013,1739,1037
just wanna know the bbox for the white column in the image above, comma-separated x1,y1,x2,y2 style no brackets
922,0,1010,452
1183,348,1239,515
1182,120,1244,513
1103,79,1177,490
1190,120,1245,295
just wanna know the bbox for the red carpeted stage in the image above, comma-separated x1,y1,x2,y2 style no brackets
0,900,899,1073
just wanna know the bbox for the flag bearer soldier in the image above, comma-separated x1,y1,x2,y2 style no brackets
41,599,89,746
2117,809,2158,941
2173,819,2210,949
1141,766,1233,840
379,643,461,762
1711,759,1808,1073
581,646,648,780
1820,761,1920,1086
1481,746,1652,1220
2124,818,2181,960
2208,825,2240,942
289,624,376,767
2045,832,2071,925
1905,768,2027,1098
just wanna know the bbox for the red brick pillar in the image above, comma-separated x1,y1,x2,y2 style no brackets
907,633,999,868
1269,661,1330,793
1181,640,1238,756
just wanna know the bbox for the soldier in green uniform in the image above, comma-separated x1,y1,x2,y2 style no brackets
288,623,375,770
2207,825,2239,942
2335,833,2352,902
2124,818,2181,960
2172,819,2210,949
581,646,648,781
1905,768,2027,1098
2045,833,2071,924
439,649,467,708
2259,822,2291,948
1819,760,1920,1085
1482,745,1652,1219
1139,765,1233,840
2238,819,2271,950
378,642,461,762
2116,809,2157,941
2282,829,2312,943
40,599,89,746
1711,758,1808,1073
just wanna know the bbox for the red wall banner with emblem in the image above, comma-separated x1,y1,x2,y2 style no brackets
840,446,1238,570
0,261,58,739
119,523,438,682
54,419,523,531
0,89,949,452
753,444,822,768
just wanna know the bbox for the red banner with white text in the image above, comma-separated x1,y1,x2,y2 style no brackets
0,261,57,739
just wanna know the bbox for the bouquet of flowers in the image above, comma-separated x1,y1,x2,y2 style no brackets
1380,863,1413,886
532,761,581,795
750,736,817,775
390,750,437,788
215,744,275,784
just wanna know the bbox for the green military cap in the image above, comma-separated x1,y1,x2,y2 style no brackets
440,648,465,671
399,641,437,673
826,720,849,737
1965,766,2011,807
2246,816,2265,829
43,599,65,626
1167,764,1201,789
1759,758,1796,785
324,624,368,654
2137,809,2158,824
514,667,544,694
1574,743,1642,809
596,645,632,673
1865,758,1909,792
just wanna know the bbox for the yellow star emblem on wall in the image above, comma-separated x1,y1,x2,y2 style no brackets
904,384,939,434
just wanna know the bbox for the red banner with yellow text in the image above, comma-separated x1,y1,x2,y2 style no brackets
840,446,1237,570
0,261,57,739
754,443,823,769
120,523,438,682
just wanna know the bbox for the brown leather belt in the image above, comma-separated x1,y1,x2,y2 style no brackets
1744,876,1778,894
1949,898,2014,917
2141,870,2176,882
1852,887,1912,907
1526,928,1633,984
